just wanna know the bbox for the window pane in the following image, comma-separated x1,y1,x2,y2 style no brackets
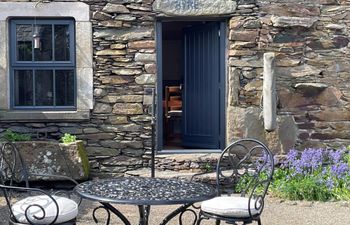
34,25,52,61
14,70,33,106
16,25,32,61
55,25,70,61
35,70,53,106
55,70,74,106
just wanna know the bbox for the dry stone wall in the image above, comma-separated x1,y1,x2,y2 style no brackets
228,0,350,156
89,0,156,177
0,0,157,178
1,0,350,176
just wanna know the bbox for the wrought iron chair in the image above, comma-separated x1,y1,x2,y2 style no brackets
0,142,81,225
196,139,274,225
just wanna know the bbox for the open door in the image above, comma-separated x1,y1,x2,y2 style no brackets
182,22,221,149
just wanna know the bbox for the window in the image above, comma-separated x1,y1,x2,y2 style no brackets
10,18,76,109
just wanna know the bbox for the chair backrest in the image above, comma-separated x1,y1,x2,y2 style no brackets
0,142,78,225
0,142,30,219
164,86,182,113
0,142,29,186
216,139,274,217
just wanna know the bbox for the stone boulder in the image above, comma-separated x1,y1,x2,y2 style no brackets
227,106,298,155
11,140,90,181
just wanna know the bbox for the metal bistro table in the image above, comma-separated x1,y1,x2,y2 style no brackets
75,177,216,225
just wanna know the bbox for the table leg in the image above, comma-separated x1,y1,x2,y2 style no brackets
138,205,150,225
92,202,132,225
159,204,197,225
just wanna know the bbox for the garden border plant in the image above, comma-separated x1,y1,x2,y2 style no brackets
273,147,350,201
1,129,32,142
238,147,350,201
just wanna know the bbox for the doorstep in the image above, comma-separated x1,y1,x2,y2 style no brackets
143,152,221,172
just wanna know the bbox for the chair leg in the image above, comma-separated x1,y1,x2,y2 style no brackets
257,218,262,225
196,217,204,225
196,211,206,225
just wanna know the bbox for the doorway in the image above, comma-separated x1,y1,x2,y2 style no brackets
157,20,226,152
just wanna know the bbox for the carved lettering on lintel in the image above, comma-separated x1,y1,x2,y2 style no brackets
153,0,237,16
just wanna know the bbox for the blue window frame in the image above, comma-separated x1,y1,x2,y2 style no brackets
9,18,76,109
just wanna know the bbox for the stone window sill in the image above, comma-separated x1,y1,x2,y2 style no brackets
0,110,90,122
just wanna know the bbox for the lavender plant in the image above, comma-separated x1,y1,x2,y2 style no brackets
271,147,350,201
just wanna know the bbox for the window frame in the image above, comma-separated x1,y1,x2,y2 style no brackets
9,18,76,110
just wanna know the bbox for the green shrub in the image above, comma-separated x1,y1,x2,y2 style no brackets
60,133,77,144
2,130,31,142
272,173,333,201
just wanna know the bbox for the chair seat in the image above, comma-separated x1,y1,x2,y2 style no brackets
201,196,260,218
12,195,78,224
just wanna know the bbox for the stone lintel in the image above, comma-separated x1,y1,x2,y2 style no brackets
153,0,237,16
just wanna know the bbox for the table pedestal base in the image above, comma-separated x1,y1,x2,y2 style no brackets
92,203,198,225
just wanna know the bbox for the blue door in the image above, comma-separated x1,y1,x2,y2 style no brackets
182,22,221,149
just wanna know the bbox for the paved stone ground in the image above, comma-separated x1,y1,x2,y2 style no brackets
1,194,349,225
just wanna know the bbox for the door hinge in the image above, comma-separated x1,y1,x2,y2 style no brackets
218,30,221,37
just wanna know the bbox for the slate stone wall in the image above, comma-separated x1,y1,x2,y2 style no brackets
227,0,350,157
1,0,350,176
0,0,157,178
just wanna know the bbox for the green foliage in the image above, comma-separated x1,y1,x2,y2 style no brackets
60,133,77,144
270,169,333,201
344,149,350,166
235,172,270,196
76,140,90,179
2,130,31,142
203,163,213,172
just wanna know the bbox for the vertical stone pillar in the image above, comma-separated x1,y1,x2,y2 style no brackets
263,52,277,132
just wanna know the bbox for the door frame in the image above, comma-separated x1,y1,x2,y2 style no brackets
156,18,227,153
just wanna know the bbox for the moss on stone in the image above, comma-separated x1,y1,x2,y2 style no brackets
76,140,90,179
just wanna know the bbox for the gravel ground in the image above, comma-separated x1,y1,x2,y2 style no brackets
1,195,349,225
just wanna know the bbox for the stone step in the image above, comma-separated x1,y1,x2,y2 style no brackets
131,153,224,186
143,153,221,172
126,168,196,179
125,167,217,185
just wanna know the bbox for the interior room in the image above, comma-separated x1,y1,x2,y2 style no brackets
162,21,203,150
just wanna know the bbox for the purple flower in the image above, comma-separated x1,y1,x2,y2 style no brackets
283,148,328,177
283,147,350,181
330,163,349,179
325,179,334,190
256,150,273,173
328,150,343,164
299,148,324,171
286,149,298,163
322,167,328,175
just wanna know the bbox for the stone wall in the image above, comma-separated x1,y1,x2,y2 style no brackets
1,0,350,177
0,0,156,178
227,0,350,156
